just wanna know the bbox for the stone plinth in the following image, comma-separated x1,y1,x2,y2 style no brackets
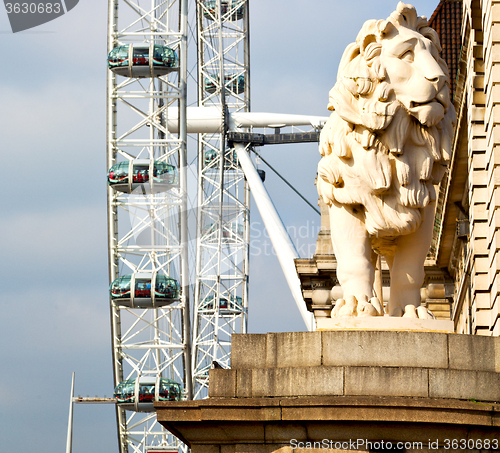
313,316,454,332
156,332,500,452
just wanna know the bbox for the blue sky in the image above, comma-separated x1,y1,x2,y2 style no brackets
0,0,441,451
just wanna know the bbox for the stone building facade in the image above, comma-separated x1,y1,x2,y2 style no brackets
433,0,500,335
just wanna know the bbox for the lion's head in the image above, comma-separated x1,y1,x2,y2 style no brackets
317,2,456,239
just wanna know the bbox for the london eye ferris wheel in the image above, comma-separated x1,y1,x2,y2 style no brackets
105,0,251,450
78,1,323,452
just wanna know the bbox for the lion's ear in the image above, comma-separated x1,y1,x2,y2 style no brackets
339,33,382,98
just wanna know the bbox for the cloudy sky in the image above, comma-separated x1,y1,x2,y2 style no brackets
0,0,440,451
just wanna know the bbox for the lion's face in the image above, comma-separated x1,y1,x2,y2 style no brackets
318,3,457,238
380,25,449,127
325,3,453,135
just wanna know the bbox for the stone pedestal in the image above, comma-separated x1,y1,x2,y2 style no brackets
156,332,500,452
313,315,454,332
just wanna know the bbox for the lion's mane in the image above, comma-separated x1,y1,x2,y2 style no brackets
317,2,456,241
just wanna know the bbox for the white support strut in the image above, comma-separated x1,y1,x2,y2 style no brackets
166,107,329,133
65,372,75,453
234,143,315,331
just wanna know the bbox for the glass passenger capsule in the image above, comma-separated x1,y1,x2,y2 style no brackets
204,74,245,95
110,272,180,308
107,44,178,78
107,159,178,194
204,148,238,169
202,0,244,20
201,295,243,313
114,376,182,412
203,222,243,242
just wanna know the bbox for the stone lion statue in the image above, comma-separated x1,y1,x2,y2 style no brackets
317,2,456,318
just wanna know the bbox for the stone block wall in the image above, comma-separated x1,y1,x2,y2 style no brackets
157,331,500,452
467,0,489,334
209,331,500,403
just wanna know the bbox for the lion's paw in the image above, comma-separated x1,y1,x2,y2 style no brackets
333,297,356,317
368,297,384,316
402,305,436,319
332,295,384,318
416,306,436,319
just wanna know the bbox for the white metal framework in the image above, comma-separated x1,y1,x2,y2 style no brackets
106,1,190,452
191,0,251,399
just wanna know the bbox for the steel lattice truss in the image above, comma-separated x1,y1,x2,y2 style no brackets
191,0,250,399
107,0,189,452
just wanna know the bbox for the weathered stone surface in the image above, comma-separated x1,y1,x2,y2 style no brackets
344,366,429,398
236,369,253,398
209,332,500,400
160,330,500,452
275,331,322,368
251,368,277,398
250,366,343,398
214,423,267,442
191,446,219,453
305,422,470,444
265,333,278,368
155,400,202,422
273,367,341,397
429,368,500,402
323,331,448,368
221,445,292,453
209,369,236,398
464,427,500,442
157,396,500,448
231,334,266,369
264,423,307,443
448,334,500,372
